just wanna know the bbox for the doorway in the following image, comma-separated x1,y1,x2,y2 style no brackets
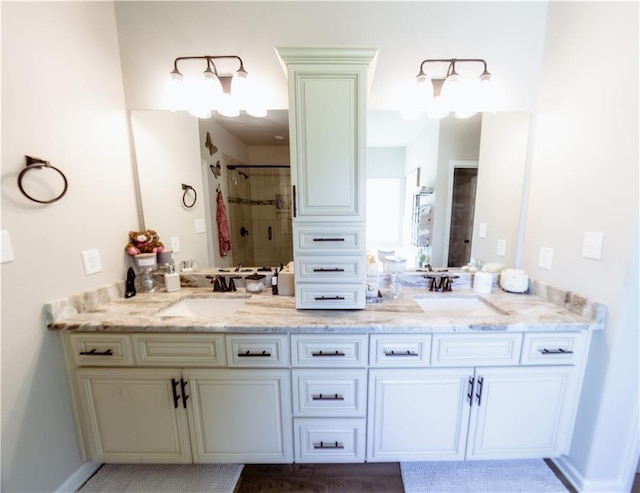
447,165,478,267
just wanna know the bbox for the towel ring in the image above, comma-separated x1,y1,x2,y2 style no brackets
18,156,68,204
182,183,197,208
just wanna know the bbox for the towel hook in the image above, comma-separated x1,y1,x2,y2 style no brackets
18,156,68,204
181,183,197,208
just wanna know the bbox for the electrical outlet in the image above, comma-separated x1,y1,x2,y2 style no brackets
1,230,14,264
81,249,102,275
479,223,488,239
539,246,553,270
582,232,604,260
497,239,506,257
195,219,206,234
171,236,180,253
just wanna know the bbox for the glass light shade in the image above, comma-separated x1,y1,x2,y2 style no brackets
246,103,268,118
440,73,462,105
427,96,449,119
202,71,223,109
165,72,184,111
231,70,249,104
453,76,480,118
217,93,240,117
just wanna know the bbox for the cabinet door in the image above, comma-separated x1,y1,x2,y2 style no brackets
75,368,191,463
185,369,293,463
466,366,579,459
368,368,472,462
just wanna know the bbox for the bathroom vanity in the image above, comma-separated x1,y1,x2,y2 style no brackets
47,280,603,466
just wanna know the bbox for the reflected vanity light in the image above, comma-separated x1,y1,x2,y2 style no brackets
406,58,494,120
166,55,267,119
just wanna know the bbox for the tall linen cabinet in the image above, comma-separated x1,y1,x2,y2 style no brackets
277,47,377,309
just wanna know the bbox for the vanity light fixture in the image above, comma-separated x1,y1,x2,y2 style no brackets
408,58,493,120
166,55,267,119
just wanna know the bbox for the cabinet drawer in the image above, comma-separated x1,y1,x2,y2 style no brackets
132,334,226,367
292,334,368,367
370,334,432,367
69,333,133,367
294,223,365,253
521,332,587,366
431,333,523,366
293,369,367,417
226,334,289,367
295,256,365,283
294,418,366,463
295,284,366,309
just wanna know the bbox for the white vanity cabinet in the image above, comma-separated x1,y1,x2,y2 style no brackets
277,47,377,309
367,331,591,462
64,332,293,464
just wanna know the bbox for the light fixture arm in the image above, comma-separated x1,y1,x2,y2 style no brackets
416,58,489,79
171,55,247,77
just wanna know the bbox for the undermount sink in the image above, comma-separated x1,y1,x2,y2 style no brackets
157,297,249,319
413,295,506,317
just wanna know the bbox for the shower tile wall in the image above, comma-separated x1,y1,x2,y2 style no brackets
228,168,293,268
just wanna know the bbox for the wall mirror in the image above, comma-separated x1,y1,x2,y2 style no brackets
131,109,529,271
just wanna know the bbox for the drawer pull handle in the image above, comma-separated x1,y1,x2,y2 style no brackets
314,296,346,301
79,348,113,356
384,350,418,357
314,441,344,450
313,268,345,272
540,348,573,355
467,377,475,406
312,238,346,242
312,393,344,401
476,376,484,406
171,378,180,409
311,350,346,357
238,350,272,357
180,378,189,408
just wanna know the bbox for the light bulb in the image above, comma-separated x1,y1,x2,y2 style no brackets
231,68,249,106
202,70,223,110
165,71,184,111
218,93,240,117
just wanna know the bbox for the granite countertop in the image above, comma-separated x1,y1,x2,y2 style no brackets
46,283,605,334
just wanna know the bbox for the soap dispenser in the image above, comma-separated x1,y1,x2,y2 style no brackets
164,263,181,292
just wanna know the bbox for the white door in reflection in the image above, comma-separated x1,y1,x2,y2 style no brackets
366,177,403,249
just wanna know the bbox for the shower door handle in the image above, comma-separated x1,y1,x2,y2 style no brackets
268,226,272,241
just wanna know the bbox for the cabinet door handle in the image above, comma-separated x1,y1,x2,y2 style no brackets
384,350,418,357
313,268,345,272
540,348,573,354
314,296,345,301
475,376,484,406
312,237,346,242
292,185,297,218
171,378,180,409
312,393,344,401
180,378,189,409
311,350,346,357
79,348,113,356
313,441,344,449
467,377,475,406
238,350,272,357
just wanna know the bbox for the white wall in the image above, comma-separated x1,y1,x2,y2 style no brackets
1,3,137,491
130,111,209,269
523,2,639,491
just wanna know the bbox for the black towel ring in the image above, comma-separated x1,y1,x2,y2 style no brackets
18,156,68,204
181,183,197,208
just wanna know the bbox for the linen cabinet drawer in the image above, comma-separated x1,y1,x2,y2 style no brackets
226,334,289,367
292,334,368,367
370,334,432,367
294,224,365,253
295,256,365,283
431,333,523,366
295,284,366,310
294,418,366,463
293,369,367,417
132,334,226,367
521,332,587,366
68,333,133,367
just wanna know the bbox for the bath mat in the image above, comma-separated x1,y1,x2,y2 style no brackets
401,459,568,493
79,463,243,493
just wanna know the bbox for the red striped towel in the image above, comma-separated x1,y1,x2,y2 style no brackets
216,189,232,256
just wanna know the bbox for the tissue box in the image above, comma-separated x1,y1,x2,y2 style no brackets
278,268,295,296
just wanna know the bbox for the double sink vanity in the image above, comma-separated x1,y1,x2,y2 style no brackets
47,273,604,466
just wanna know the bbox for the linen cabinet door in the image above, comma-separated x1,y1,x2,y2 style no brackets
367,368,472,462
184,368,293,463
466,366,580,459
75,368,192,463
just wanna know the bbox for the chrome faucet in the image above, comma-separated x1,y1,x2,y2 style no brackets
234,263,244,272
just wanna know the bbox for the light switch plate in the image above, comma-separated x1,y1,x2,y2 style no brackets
195,219,206,234
497,239,506,257
539,246,553,270
479,223,488,239
1,230,14,264
582,232,604,260
81,249,102,275
171,236,181,253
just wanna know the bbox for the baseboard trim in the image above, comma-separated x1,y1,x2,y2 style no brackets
55,461,102,493
553,456,633,493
